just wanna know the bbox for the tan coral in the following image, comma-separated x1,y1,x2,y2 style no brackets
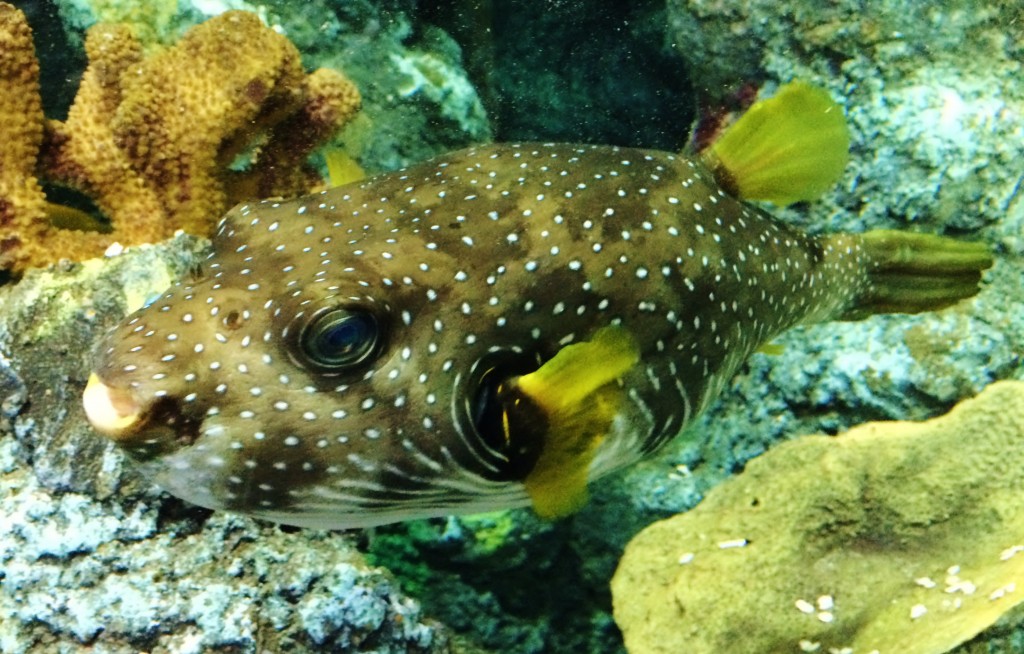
613,380,1024,654
0,3,48,273
41,23,164,248
0,4,361,276
225,67,364,201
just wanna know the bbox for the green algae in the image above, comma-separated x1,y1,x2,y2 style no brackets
458,512,519,556
612,381,1024,654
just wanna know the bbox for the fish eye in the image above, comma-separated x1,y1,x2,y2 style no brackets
298,307,382,372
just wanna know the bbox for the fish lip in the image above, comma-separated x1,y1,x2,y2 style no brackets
83,373,202,456
83,373,145,440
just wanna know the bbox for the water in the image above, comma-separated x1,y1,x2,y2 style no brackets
1,1,1021,652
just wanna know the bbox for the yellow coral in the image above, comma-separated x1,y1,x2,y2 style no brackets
226,67,365,200
0,4,361,276
41,22,166,248
0,3,48,273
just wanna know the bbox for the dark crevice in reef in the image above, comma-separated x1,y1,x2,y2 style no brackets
365,516,627,654
15,0,86,119
154,499,214,535
419,0,694,150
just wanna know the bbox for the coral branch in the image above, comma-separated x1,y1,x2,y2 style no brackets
0,3,48,272
0,4,361,276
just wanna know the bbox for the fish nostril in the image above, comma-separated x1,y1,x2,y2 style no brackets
222,310,244,330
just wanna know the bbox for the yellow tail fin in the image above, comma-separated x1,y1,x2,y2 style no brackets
840,230,993,319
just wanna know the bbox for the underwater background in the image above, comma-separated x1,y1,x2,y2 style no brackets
1,0,1023,652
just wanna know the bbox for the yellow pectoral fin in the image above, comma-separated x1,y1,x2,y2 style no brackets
523,385,620,519
513,326,640,519
517,326,640,413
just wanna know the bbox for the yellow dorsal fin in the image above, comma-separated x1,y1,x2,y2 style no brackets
514,326,640,519
324,147,365,187
701,81,850,206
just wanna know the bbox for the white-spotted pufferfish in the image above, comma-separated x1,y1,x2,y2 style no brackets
83,83,992,528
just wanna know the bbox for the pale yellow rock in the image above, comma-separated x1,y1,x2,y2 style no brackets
612,381,1024,654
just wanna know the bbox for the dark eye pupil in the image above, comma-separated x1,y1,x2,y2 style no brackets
302,309,379,369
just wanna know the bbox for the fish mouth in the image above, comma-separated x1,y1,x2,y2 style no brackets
83,373,144,439
463,349,548,482
83,373,202,456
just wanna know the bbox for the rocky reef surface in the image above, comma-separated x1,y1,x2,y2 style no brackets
1,1,1021,653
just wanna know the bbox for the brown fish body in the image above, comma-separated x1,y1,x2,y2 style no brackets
84,143,923,528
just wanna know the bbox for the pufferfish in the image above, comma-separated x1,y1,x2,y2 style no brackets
83,82,992,528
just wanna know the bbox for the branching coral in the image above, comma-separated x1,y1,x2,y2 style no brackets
0,4,360,275
0,2,48,271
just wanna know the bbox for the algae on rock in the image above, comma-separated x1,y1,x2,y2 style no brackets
612,381,1024,654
